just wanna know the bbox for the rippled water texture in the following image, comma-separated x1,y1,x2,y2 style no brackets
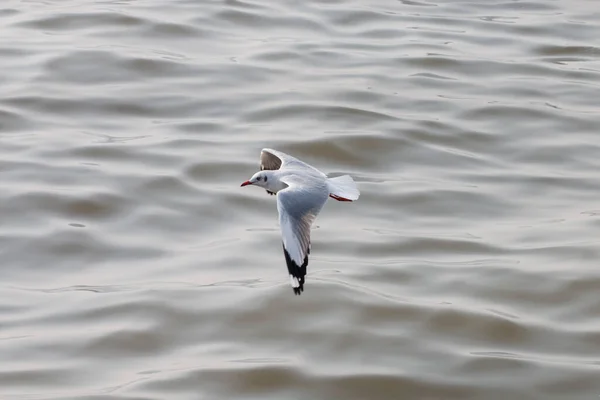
1,0,600,399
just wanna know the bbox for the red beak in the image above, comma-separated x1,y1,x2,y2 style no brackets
240,180,252,187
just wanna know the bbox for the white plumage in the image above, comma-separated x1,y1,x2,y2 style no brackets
241,149,360,295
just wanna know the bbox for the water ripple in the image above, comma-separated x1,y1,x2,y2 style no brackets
2,0,600,399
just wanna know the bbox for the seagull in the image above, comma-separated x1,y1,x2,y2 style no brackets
241,148,360,295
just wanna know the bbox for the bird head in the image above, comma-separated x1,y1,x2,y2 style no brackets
241,171,269,188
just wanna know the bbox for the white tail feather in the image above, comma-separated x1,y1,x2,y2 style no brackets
327,175,360,201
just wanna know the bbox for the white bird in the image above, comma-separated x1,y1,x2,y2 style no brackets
241,148,360,295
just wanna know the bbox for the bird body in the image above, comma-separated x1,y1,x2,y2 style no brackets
241,149,359,295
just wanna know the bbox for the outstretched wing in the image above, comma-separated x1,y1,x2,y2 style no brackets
260,149,285,171
276,176,328,295
260,148,327,178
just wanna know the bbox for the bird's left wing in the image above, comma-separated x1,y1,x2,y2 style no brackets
276,176,328,295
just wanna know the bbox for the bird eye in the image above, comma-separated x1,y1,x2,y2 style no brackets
264,176,268,182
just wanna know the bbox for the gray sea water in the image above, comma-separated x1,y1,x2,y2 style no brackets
1,0,600,399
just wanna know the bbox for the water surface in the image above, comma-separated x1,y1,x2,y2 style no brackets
1,0,600,399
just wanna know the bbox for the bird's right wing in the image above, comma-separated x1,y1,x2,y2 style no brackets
260,149,285,171
276,177,328,294
260,148,327,178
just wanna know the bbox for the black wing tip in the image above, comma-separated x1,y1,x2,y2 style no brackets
283,244,308,296
293,276,305,295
